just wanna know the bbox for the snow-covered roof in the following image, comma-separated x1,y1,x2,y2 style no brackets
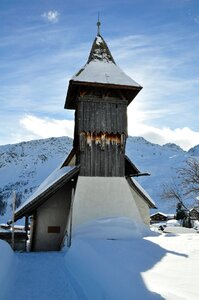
127,177,156,208
72,35,140,88
15,166,79,221
132,178,156,208
150,212,168,217
72,60,140,87
65,34,142,109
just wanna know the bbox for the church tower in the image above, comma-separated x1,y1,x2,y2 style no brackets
63,22,155,230
13,21,156,251
65,22,142,177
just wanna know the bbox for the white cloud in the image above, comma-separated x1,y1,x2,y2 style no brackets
126,102,199,150
19,114,199,151
128,118,199,151
20,115,74,139
41,11,60,23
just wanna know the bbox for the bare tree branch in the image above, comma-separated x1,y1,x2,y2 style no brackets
177,158,199,196
161,158,199,212
161,180,188,210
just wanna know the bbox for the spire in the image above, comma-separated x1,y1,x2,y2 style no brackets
87,19,116,64
65,20,142,109
96,13,101,36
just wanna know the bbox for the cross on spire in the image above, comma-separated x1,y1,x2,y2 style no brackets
97,13,101,36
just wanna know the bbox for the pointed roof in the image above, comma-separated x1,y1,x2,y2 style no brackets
71,35,140,87
65,32,142,109
73,34,141,86
87,34,116,64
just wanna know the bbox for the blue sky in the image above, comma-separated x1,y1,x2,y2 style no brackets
1,0,199,150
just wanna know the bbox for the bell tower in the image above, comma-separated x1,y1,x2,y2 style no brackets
65,22,142,177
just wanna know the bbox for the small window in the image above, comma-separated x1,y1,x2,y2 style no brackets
48,226,60,233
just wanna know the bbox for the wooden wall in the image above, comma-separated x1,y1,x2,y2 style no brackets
75,95,128,177
76,96,127,134
79,132,125,176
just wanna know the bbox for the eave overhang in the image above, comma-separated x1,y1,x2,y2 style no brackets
65,79,142,109
124,155,150,177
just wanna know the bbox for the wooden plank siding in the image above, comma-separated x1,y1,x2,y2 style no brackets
74,95,128,177
76,96,128,134
79,135,125,176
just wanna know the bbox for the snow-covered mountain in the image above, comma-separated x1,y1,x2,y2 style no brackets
0,136,198,223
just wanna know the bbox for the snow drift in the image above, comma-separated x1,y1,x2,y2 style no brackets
0,240,17,299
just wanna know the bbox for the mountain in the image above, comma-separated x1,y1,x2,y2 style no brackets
0,137,72,223
0,136,198,223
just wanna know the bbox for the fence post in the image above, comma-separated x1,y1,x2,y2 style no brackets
11,191,16,250
67,187,75,248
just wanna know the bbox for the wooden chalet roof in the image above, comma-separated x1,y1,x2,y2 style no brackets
150,212,168,218
65,34,142,109
14,166,79,221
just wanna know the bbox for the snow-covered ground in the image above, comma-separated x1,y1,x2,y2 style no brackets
0,217,199,300
144,233,199,300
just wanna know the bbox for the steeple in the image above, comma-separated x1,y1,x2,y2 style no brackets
86,15,113,64
65,27,142,110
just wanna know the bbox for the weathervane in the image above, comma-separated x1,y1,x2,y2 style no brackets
97,13,101,36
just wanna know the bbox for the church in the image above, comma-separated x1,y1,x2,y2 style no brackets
14,22,156,251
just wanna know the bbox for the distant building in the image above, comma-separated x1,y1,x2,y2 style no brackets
14,22,156,251
0,225,27,251
189,208,199,221
150,212,168,223
150,212,175,224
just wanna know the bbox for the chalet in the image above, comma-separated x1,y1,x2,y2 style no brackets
150,212,168,224
0,231,27,251
14,21,156,251
150,212,175,224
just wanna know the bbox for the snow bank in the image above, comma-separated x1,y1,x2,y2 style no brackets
193,220,199,231
64,218,199,299
164,226,197,234
64,217,162,299
72,217,152,240
0,240,17,299
166,219,181,227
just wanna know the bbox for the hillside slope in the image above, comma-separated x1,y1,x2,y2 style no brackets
0,136,198,223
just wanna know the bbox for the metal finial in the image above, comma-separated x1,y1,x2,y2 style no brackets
96,13,101,36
